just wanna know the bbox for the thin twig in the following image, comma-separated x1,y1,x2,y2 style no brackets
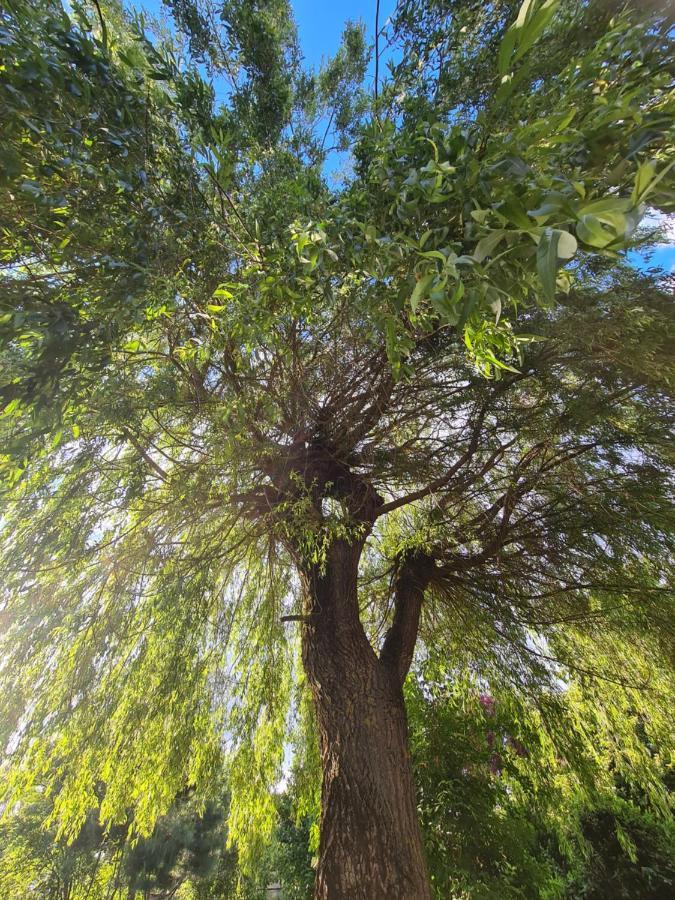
92,0,108,48
374,0,381,103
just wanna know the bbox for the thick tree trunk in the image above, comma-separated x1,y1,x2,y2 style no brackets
301,540,432,900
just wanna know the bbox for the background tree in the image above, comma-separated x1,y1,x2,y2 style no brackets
0,789,108,899
0,1,673,898
0,781,238,899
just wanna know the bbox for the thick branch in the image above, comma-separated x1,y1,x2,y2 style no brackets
380,551,436,684
120,427,170,482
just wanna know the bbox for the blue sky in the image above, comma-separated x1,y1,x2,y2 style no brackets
293,0,397,70
628,214,675,275
628,244,675,275
137,0,398,177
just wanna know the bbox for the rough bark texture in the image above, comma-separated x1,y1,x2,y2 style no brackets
301,540,432,900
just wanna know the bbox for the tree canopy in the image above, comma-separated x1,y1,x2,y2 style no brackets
0,0,673,896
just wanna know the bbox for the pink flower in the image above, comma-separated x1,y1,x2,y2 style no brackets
479,694,496,716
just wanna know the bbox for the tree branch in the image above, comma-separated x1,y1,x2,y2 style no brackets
120,427,170,482
374,0,381,103
376,400,491,517
92,0,108,48
380,551,436,684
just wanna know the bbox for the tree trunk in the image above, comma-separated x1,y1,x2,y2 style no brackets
301,540,432,900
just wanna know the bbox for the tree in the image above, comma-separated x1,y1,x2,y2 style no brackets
569,798,675,900
1,1,673,897
0,788,107,899
0,779,238,899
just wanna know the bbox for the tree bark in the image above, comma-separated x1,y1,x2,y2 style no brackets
301,540,432,900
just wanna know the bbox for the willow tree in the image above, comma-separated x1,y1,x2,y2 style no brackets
1,1,674,897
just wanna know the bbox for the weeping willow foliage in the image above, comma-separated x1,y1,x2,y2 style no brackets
0,0,674,881
0,475,296,860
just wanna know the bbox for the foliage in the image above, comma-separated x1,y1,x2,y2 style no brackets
0,789,108,898
405,649,675,898
567,796,675,899
0,0,673,888
121,793,229,896
0,784,236,899
407,673,564,898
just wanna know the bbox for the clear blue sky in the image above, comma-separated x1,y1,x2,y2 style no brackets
628,214,675,274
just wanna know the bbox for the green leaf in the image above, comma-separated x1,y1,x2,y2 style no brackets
498,0,560,74
578,197,632,217
536,227,560,304
631,159,675,205
632,161,657,205
491,294,502,324
457,288,478,332
418,250,450,263
557,231,577,260
527,200,563,220
474,230,505,263
498,198,531,229
576,215,615,249
410,274,434,312
512,0,561,65
498,28,518,75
